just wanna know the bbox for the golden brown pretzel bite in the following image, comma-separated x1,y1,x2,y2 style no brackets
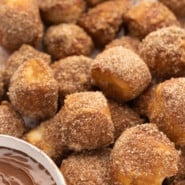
91,46,151,102
125,1,179,38
78,0,131,45
38,0,86,24
110,124,180,185
140,26,185,81
51,55,92,100
108,100,143,140
5,44,51,87
8,58,58,120
61,149,111,185
44,24,94,60
0,0,43,51
149,78,185,146
0,101,25,138
60,91,114,151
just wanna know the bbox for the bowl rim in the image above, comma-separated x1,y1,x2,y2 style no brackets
0,134,66,185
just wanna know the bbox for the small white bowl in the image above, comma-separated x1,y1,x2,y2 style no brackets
0,134,66,185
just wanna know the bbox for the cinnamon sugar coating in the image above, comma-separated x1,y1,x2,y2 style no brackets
61,149,111,185
159,0,185,17
24,112,65,159
44,24,94,60
5,44,51,86
108,100,143,140
140,26,185,81
105,36,140,53
51,55,93,99
38,0,86,24
0,101,25,138
91,46,151,102
149,78,185,146
78,0,131,45
8,58,58,120
125,1,179,38
60,91,114,151
110,124,180,185
0,0,43,51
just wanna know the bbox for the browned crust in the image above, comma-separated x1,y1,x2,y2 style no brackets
0,101,25,137
44,24,94,60
0,0,43,51
60,91,114,151
91,46,151,102
5,44,51,87
61,149,111,185
8,58,59,120
78,0,131,45
51,55,93,99
125,1,179,38
39,0,86,24
139,26,185,81
110,124,179,185
108,100,143,139
149,78,185,146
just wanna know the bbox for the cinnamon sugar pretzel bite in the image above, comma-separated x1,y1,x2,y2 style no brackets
60,91,114,151
110,124,180,185
91,46,151,102
24,112,65,159
78,0,131,45
0,0,43,51
61,149,111,185
5,44,51,86
149,78,185,146
44,24,94,60
8,58,58,120
125,1,179,38
139,26,185,81
51,55,92,100
38,0,86,24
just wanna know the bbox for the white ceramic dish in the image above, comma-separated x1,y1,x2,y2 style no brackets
0,134,66,185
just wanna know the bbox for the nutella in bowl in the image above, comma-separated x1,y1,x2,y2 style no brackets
0,135,66,185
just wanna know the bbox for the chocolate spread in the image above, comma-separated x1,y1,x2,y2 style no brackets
0,147,56,185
